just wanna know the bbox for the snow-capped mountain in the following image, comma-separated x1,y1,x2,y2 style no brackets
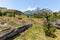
24,8,52,14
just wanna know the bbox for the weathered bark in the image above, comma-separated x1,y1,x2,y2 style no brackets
0,24,32,40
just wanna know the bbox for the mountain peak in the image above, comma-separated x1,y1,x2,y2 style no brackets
24,8,52,14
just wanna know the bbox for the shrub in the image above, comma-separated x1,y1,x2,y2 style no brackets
43,12,56,38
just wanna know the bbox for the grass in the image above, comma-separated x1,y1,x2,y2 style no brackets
0,27,7,30
14,25,46,40
13,17,60,40
0,16,60,40
13,26,60,40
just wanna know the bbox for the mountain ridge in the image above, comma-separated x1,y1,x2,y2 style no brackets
24,8,52,14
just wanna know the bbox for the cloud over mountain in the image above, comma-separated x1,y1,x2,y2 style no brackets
26,7,36,11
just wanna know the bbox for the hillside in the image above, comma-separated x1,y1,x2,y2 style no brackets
0,16,60,40
0,7,60,40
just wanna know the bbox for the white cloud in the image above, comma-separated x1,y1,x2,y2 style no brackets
27,7,36,11
26,7,36,11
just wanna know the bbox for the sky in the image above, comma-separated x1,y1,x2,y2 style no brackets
0,0,60,11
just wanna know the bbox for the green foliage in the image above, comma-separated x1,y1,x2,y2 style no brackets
43,12,56,38
8,13,15,17
26,13,44,18
0,11,2,16
33,13,42,18
53,12,60,19
14,10,24,15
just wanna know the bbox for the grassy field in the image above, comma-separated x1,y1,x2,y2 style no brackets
13,26,60,40
14,25,46,40
13,17,60,40
0,16,60,40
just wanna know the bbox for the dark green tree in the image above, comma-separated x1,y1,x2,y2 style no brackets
0,10,2,16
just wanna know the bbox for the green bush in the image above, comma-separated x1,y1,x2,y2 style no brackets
43,12,56,38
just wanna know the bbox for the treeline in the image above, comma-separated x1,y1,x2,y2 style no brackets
26,11,60,21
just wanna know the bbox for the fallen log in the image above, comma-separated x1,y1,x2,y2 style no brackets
0,24,32,40
51,22,60,28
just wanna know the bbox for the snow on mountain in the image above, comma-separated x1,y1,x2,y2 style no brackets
24,7,52,14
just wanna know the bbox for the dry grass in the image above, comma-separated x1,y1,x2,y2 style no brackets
0,16,60,40
14,25,46,40
13,17,60,40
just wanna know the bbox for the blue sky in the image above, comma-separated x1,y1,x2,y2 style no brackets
0,0,60,11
